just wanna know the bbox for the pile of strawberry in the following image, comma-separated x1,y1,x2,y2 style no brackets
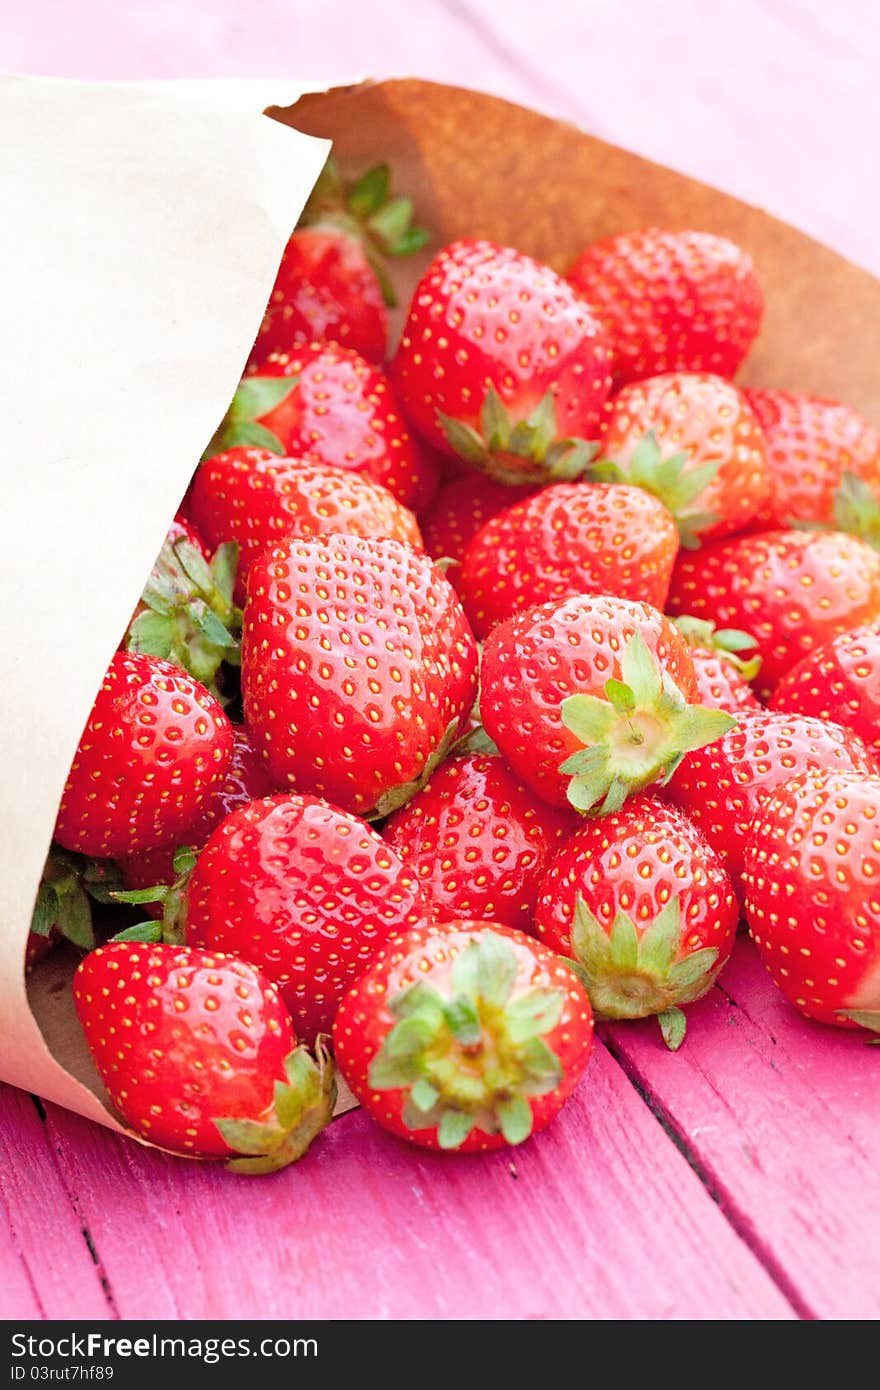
34,160,880,1174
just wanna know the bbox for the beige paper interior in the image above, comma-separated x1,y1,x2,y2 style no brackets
4,76,879,1150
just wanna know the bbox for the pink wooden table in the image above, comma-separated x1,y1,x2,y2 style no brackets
2,0,878,1321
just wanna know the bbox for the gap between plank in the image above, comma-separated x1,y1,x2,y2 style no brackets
599,1023,815,1320
27,1094,121,1320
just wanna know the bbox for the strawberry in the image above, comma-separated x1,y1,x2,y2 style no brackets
124,514,240,691
55,652,233,859
672,616,763,715
665,709,877,893
247,159,428,368
74,942,335,1172
419,474,531,591
390,239,612,485
207,344,438,513
596,373,770,544
458,482,678,640
666,529,880,698
184,793,428,1044
567,228,763,386
745,389,880,531
770,623,880,761
333,920,594,1151
383,753,576,934
743,769,880,1035
241,535,478,817
190,449,422,604
118,725,274,908
534,796,738,1048
479,594,733,813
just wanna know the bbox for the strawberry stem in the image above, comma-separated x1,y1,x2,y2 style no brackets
217,1037,336,1175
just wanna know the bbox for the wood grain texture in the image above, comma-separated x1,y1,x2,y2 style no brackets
604,937,880,1320
34,1046,794,1320
0,1087,111,1318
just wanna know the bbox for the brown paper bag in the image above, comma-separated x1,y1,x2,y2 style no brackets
5,75,879,1152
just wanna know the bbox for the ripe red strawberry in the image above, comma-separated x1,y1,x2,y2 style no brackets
743,769,880,1034
666,709,877,893
74,942,335,1172
745,389,880,530
185,794,427,1043
458,482,678,639
247,159,429,368
666,529,880,698
118,725,275,908
383,753,576,934
567,228,763,386
390,239,612,484
420,474,531,591
479,594,733,813
672,616,762,715
55,653,233,859
242,535,478,817
333,920,594,1151
124,514,240,690
598,373,770,543
534,796,738,1048
770,623,880,761
207,344,438,513
190,449,422,604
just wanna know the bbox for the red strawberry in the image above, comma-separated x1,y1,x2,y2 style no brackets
666,709,877,893
55,653,233,859
567,228,763,386
248,159,428,368
458,482,678,640
672,616,763,715
207,344,438,513
333,920,594,1151
190,449,422,604
118,725,275,907
74,942,334,1172
242,535,478,817
743,769,880,1035
770,623,880,761
125,514,240,690
384,753,576,935
479,594,733,813
420,474,531,591
745,389,880,531
185,793,428,1044
390,239,612,484
598,373,770,543
666,529,880,698
534,796,738,1048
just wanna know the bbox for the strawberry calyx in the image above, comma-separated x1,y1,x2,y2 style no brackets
30,849,121,953
300,157,430,307
368,928,565,1149
204,376,299,458
559,631,736,814
108,846,197,946
438,387,600,486
671,615,762,681
213,1036,336,1175
569,895,719,1050
830,472,880,549
590,430,720,548
370,717,462,819
126,537,242,694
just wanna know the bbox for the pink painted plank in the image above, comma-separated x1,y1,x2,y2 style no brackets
0,1086,112,1319
604,937,880,1320
38,1045,793,1320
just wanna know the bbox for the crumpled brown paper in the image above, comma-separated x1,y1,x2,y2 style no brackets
4,75,878,1150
